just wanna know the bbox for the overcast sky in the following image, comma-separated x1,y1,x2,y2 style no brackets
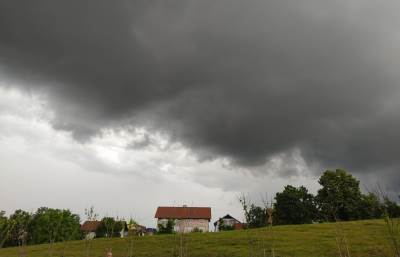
1,1,399,227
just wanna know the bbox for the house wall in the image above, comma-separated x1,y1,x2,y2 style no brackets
214,218,241,231
222,218,238,226
157,218,209,233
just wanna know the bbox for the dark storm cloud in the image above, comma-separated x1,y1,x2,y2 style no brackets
1,0,400,188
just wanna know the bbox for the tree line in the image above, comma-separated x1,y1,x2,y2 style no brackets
0,207,134,248
0,207,81,248
239,169,400,228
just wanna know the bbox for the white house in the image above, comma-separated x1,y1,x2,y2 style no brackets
155,205,211,233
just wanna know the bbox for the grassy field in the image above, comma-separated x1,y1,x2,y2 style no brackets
0,219,398,257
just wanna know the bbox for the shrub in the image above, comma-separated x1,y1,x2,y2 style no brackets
157,219,175,234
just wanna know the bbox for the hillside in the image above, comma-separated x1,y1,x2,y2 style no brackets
0,219,398,257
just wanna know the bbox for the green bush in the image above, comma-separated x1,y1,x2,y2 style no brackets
157,219,175,234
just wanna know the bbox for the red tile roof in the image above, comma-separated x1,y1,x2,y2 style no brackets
155,206,211,220
80,220,102,232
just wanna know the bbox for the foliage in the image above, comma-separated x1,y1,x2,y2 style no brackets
246,205,266,228
7,210,32,247
274,185,317,225
359,193,383,220
316,169,364,221
217,218,234,231
239,194,266,228
98,217,116,238
0,211,13,248
239,169,392,225
57,209,82,242
0,212,6,248
219,224,234,231
29,207,81,245
114,220,126,235
384,197,400,218
157,219,175,234
97,217,125,238
191,227,203,233
1,208,81,248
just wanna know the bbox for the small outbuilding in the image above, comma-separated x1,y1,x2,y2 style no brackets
214,214,244,232
80,220,102,238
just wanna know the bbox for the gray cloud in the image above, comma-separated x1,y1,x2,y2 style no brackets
1,0,400,189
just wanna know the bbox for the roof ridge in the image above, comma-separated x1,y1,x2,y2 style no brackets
155,206,211,220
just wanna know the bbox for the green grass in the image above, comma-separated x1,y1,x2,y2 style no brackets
0,219,398,257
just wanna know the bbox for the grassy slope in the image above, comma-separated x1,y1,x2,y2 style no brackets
0,219,397,257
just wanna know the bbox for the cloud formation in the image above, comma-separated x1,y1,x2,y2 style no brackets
1,1,400,190
0,87,319,225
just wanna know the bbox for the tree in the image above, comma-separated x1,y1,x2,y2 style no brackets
384,197,400,218
30,207,60,245
316,169,363,221
114,219,125,236
238,194,251,226
158,219,175,234
359,193,383,220
0,211,14,248
29,207,80,245
96,217,126,238
98,217,117,238
58,209,81,242
29,207,80,257
239,194,267,228
217,218,234,231
274,185,316,225
8,210,32,247
247,204,266,228
59,210,81,257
